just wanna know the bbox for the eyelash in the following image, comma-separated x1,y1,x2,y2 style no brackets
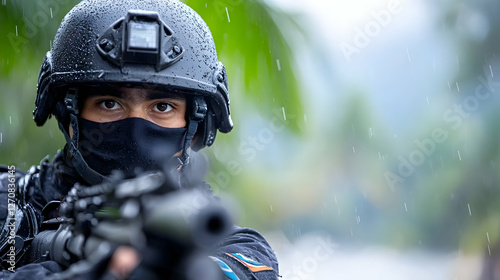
153,102,173,113
96,99,175,113
98,100,120,110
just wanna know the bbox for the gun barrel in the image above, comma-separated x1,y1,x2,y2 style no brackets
143,189,232,249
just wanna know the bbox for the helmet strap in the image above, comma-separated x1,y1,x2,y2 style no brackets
179,98,207,168
58,90,106,185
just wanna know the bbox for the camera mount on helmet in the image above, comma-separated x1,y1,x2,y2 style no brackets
96,10,185,71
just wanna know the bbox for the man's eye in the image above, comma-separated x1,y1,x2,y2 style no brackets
154,103,172,113
100,100,120,110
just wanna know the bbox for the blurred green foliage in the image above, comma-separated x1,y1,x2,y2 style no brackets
0,0,78,168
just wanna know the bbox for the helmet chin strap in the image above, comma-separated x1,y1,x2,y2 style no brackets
57,90,106,185
178,98,207,168
60,114,107,185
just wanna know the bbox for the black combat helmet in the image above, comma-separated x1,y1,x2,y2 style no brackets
33,0,233,183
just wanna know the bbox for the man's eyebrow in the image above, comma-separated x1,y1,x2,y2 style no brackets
79,86,186,100
145,91,185,100
81,86,123,98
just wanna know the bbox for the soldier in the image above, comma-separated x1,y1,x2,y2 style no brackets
0,0,279,279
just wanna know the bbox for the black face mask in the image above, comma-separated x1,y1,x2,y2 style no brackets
78,117,187,178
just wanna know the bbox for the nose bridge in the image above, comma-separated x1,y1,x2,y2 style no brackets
122,88,149,121
127,105,148,120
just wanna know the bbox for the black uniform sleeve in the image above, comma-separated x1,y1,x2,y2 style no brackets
210,225,279,280
0,169,65,278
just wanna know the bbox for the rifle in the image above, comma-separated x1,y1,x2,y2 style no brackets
25,171,232,280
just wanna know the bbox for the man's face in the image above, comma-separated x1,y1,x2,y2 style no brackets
80,87,187,128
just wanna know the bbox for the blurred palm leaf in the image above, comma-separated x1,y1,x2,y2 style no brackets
184,0,305,132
